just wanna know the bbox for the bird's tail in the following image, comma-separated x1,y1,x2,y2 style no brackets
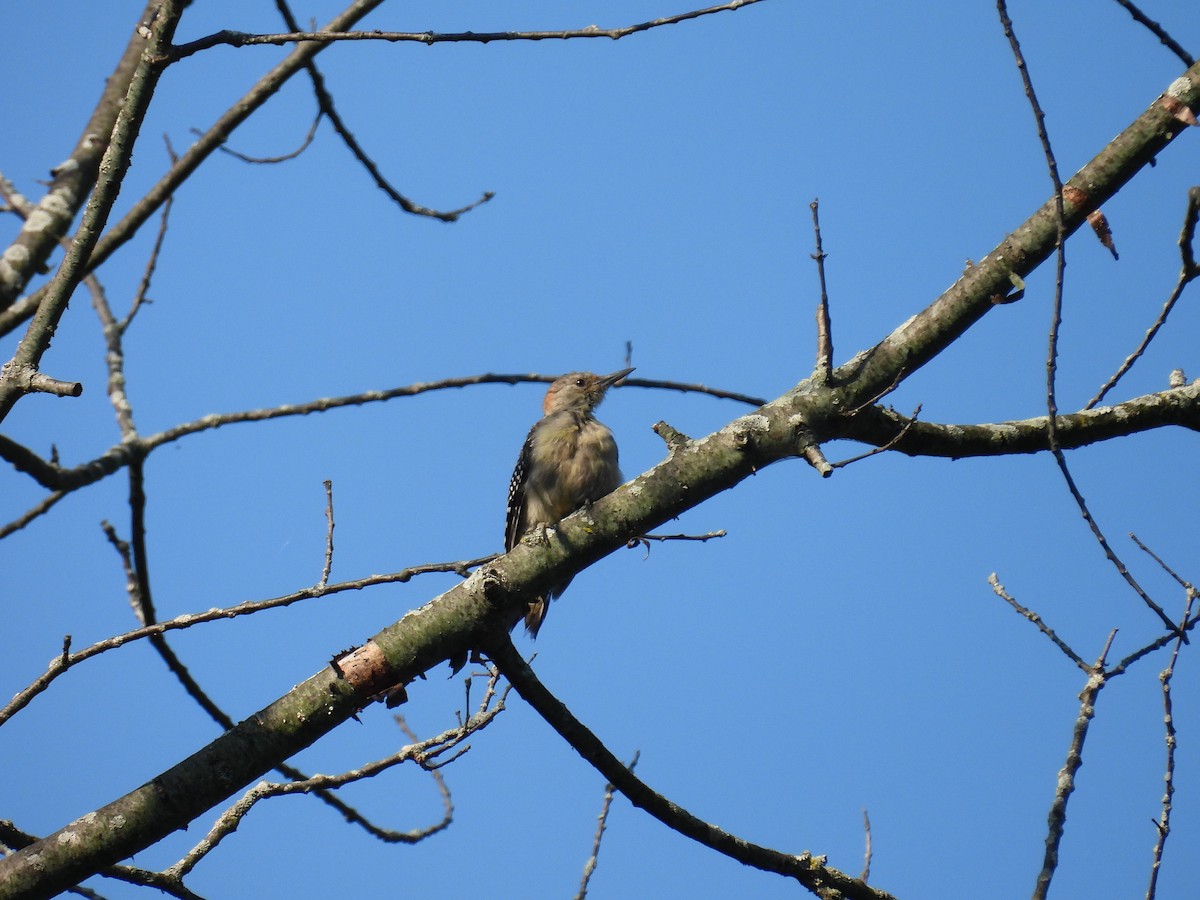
523,577,573,638
524,596,549,637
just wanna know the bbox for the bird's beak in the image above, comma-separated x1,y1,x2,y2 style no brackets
600,367,635,388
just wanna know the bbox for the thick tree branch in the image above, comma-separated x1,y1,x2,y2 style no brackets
830,62,1200,409
841,381,1200,458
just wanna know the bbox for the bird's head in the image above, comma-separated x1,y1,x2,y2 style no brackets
542,367,634,416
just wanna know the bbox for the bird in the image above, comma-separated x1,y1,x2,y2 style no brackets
505,367,634,636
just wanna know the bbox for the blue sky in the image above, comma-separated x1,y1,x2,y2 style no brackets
2,1,1199,898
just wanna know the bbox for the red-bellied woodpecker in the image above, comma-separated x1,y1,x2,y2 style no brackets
505,367,634,636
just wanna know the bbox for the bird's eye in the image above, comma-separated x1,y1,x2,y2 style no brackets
575,378,586,387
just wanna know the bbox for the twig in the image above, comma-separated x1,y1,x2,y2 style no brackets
1182,186,1200,276
166,686,505,878
832,405,923,468
1087,269,1194,409
120,137,177,333
629,530,726,546
989,574,1088,671
0,490,67,539
1110,0,1195,66
199,110,322,164
577,751,639,900
810,198,833,381
1088,189,1200,409
0,1,396,340
270,0,492,222
1000,0,1184,642
167,1,770,62
1146,588,1195,900
0,555,496,726
320,479,334,588
861,808,872,883
3,373,766,495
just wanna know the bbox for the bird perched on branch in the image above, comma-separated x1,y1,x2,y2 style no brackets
505,367,634,636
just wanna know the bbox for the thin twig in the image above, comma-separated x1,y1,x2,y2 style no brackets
1088,189,1200,409
989,574,1089,671
199,110,322,164
320,479,334,588
628,530,726,549
167,1,770,62
1087,269,1194,409
810,198,833,381
166,684,505,878
1146,588,1195,900
120,138,177,333
577,751,639,900
831,405,923,469
0,555,496,726
1110,0,1195,66
271,0,492,221
999,0,1184,641
3,373,766,495
861,808,872,883
0,490,67,538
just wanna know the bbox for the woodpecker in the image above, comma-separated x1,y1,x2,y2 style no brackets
505,367,634,636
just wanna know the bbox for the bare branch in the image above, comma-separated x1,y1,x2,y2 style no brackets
167,691,505,878
1110,0,1195,67
0,555,495,727
577,751,639,900
1088,189,1200,409
861,808,873,883
0,2,161,310
1034,640,1112,900
0,490,67,539
988,574,1088,671
484,635,897,900
1088,270,1195,409
199,111,321,164
1130,533,1196,594
831,405,922,468
0,373,766,495
167,1,770,62
0,0,397,340
0,2,184,422
1147,588,1196,899
320,479,335,588
1182,185,1200,275
120,139,177,334
840,384,1200,458
809,198,833,381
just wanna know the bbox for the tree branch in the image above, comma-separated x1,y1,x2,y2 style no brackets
3,58,1199,898
0,0,162,310
166,1,769,62
484,635,896,900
